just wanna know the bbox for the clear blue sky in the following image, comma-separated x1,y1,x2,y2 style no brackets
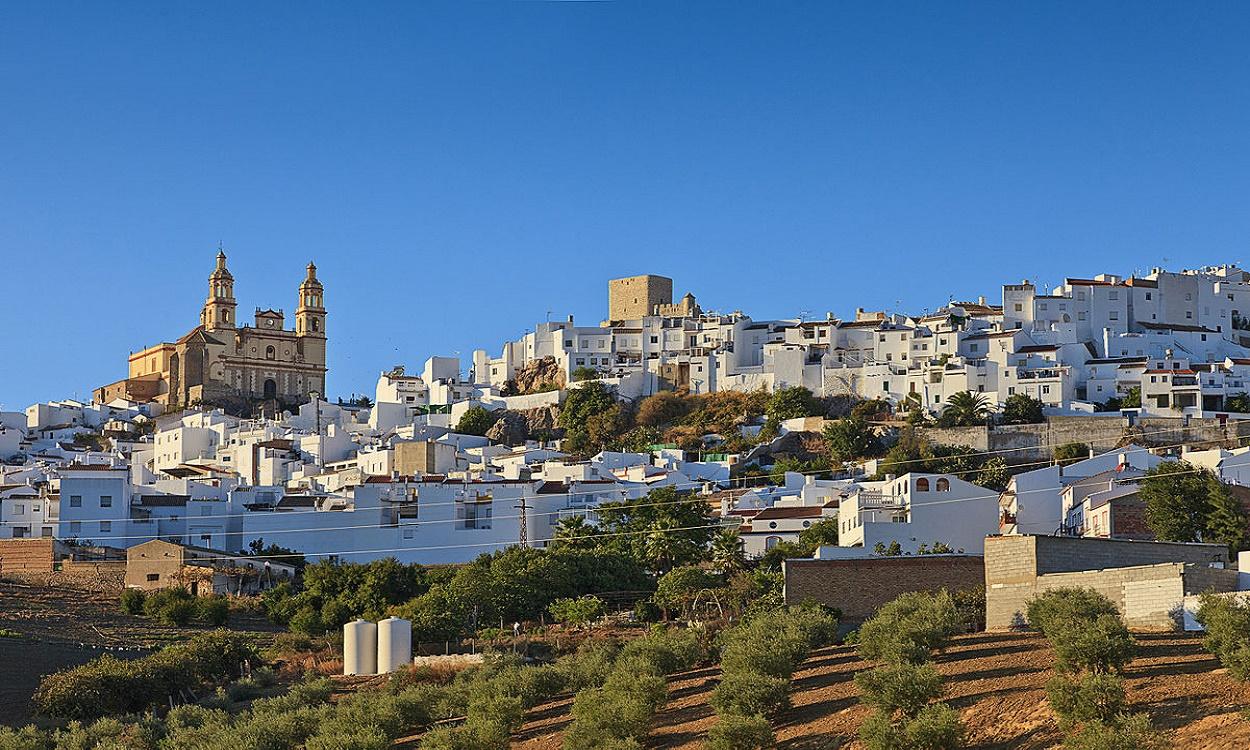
3,2,1250,408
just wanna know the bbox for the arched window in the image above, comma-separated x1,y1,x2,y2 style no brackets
936,478,950,492
311,318,319,332
915,478,930,492
765,536,782,550
266,345,276,360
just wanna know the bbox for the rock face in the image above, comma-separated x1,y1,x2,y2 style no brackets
511,356,565,395
741,430,827,467
520,405,561,435
486,411,530,446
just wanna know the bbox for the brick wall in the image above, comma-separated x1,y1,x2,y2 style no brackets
0,538,55,574
1109,497,1152,540
784,556,985,624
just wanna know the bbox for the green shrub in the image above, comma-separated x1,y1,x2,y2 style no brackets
901,702,963,750
1195,592,1250,680
197,596,230,626
289,606,327,636
120,588,147,615
618,628,703,674
33,630,256,721
159,598,197,626
706,712,776,750
555,640,621,692
710,670,792,717
951,587,986,632
305,724,390,750
633,599,661,623
1060,714,1168,750
1045,673,1126,728
859,701,962,750
562,686,657,750
857,591,961,665
548,596,605,629
1026,588,1120,640
854,662,944,715
719,614,811,679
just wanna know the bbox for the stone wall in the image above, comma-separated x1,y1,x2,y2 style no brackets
917,415,1250,465
784,555,985,624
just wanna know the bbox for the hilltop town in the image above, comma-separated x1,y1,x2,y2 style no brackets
5,253,1250,748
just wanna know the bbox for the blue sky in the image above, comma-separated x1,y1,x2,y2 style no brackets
3,2,1250,408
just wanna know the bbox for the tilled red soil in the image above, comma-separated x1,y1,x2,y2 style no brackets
513,631,1250,749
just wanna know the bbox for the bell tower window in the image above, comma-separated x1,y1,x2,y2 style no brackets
266,345,276,360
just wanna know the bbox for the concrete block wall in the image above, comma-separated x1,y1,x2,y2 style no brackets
984,535,1229,588
784,555,985,624
987,561,1239,631
987,562,1186,630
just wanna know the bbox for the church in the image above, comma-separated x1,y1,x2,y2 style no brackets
96,251,328,415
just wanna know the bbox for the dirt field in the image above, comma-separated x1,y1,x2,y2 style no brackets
0,579,281,728
514,631,1250,749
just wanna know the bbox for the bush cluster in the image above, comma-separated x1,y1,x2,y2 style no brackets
706,604,839,749
32,630,257,721
1025,588,1163,749
1195,592,1250,680
120,587,230,626
854,591,963,750
560,628,704,750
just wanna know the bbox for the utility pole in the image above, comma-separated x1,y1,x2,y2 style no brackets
516,496,529,546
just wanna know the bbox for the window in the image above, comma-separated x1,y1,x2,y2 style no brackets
402,529,414,539
935,478,950,491
70,495,82,508
969,343,979,352
41,527,52,538
266,345,276,360
915,478,930,492
147,573,160,582
1145,292,1152,300
882,381,890,392
100,521,112,532
70,521,81,533
100,495,112,508
13,504,24,515
1014,303,1022,312
1109,311,1119,321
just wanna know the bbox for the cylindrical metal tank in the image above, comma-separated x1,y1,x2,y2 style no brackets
343,618,378,675
376,616,412,674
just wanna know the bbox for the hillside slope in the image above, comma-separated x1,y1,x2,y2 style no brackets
514,631,1250,749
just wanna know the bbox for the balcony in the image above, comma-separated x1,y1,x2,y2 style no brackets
853,490,905,509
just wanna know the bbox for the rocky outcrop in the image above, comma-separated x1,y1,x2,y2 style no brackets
519,405,561,436
510,356,565,396
741,430,828,467
486,411,530,446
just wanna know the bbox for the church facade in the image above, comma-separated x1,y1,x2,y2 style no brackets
97,251,328,414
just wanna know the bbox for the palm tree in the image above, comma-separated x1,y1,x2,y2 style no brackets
942,391,992,427
709,528,746,573
550,516,599,552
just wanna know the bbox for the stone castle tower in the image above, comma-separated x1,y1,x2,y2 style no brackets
98,250,329,414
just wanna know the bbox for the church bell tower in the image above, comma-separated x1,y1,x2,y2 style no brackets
296,262,327,387
201,249,237,331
